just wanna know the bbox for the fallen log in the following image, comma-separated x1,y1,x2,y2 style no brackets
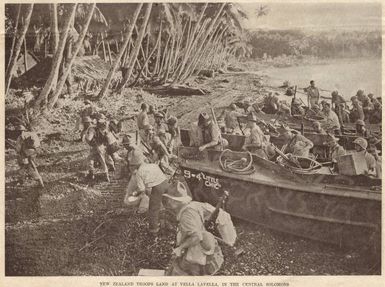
144,85,209,96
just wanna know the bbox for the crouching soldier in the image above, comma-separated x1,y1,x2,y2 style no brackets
197,113,228,152
76,99,97,141
128,150,172,235
15,125,43,186
163,185,225,276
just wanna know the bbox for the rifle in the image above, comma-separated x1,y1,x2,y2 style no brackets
204,190,229,231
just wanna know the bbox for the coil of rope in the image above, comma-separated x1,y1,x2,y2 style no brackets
219,149,255,175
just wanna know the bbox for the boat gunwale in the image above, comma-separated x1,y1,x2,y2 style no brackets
180,160,382,201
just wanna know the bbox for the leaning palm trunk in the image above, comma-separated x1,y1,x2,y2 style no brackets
180,8,225,82
98,3,143,99
157,33,171,76
118,3,152,92
6,4,21,72
50,3,59,53
130,32,160,87
48,3,96,109
33,3,77,109
171,4,208,83
5,4,34,96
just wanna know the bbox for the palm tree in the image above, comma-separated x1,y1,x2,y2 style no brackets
5,4,34,96
117,3,153,92
33,3,77,109
98,3,143,99
48,3,96,108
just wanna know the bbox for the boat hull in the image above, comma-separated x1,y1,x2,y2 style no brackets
178,147,381,255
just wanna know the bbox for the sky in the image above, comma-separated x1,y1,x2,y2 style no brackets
239,2,382,31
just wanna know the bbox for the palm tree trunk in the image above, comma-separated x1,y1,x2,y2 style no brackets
33,3,77,109
118,3,152,92
130,31,160,87
153,20,163,76
5,4,34,96
50,3,59,53
171,4,208,83
98,3,143,99
7,4,21,72
48,3,96,109
180,7,225,82
158,33,171,75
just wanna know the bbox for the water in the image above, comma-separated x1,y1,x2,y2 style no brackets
258,58,381,100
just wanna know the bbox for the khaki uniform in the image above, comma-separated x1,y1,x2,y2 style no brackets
15,132,41,180
306,86,320,108
167,201,224,276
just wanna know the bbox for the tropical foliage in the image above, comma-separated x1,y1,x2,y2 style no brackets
249,29,381,59
5,2,257,110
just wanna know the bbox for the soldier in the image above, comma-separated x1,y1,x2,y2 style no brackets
304,80,320,108
355,120,370,138
137,103,150,139
325,134,345,163
84,115,114,182
353,137,376,175
369,99,382,124
361,94,374,121
367,146,381,179
291,98,305,116
197,113,228,152
15,125,42,186
223,104,244,134
166,116,181,150
76,99,97,141
312,121,326,134
153,111,168,136
322,102,341,134
163,186,224,276
350,96,365,123
331,91,346,125
279,126,314,157
242,113,272,159
128,150,172,235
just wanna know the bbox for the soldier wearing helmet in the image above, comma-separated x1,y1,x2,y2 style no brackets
324,134,345,163
197,113,228,152
153,111,168,136
355,119,370,138
15,124,41,185
350,97,364,123
353,137,376,175
76,99,97,142
221,103,244,134
83,113,117,182
331,91,347,125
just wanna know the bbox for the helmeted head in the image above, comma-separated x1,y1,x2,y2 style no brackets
129,149,145,168
229,103,237,110
312,121,322,132
355,119,365,132
310,80,315,87
350,96,358,103
312,104,321,112
325,133,339,146
143,124,154,136
278,125,294,140
198,113,211,127
122,135,136,150
166,116,177,127
367,93,374,100
154,111,165,124
353,137,367,151
140,103,148,111
323,102,331,112
16,124,27,132
162,182,192,214
96,113,107,129
331,91,338,98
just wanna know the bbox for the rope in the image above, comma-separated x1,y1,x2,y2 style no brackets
219,149,255,175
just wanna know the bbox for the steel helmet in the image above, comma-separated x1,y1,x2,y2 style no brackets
331,91,338,97
17,124,27,131
83,116,92,123
355,119,365,126
166,116,177,126
353,137,368,150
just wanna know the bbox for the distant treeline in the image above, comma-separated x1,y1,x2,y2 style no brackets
249,29,381,59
